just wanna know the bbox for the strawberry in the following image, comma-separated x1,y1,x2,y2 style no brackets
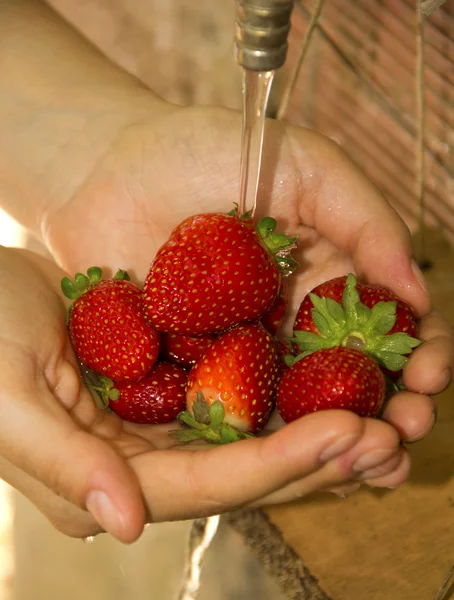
293,276,350,334
92,362,187,424
275,339,294,380
261,280,288,335
294,275,417,338
291,273,420,376
160,332,215,369
169,323,280,444
277,346,386,422
143,210,297,336
61,267,160,382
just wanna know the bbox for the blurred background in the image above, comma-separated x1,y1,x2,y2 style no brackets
0,0,453,599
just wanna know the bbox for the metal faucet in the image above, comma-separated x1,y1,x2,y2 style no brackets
235,0,294,71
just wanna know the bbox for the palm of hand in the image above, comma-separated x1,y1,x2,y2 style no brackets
43,104,357,439
46,105,353,316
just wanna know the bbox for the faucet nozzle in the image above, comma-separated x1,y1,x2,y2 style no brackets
235,0,294,71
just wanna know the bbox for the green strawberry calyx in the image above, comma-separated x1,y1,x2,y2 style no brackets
61,266,130,301
169,392,254,445
227,203,254,221
288,273,421,372
227,204,299,276
87,376,120,409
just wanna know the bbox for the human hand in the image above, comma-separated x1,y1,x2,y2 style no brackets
0,246,418,543
3,0,452,542
0,246,420,544
40,105,453,503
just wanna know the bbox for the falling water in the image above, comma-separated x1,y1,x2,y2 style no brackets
238,69,275,217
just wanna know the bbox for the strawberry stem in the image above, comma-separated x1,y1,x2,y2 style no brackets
87,376,120,408
226,203,299,276
342,332,366,351
256,217,299,276
169,394,254,445
227,202,254,221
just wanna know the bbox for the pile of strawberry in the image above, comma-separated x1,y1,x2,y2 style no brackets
61,206,421,444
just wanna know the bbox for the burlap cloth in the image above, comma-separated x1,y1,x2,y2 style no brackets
225,231,454,600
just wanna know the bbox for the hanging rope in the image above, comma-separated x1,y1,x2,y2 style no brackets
421,0,448,16
415,0,430,268
434,562,454,600
276,0,326,121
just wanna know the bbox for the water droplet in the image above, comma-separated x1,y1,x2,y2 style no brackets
82,535,95,544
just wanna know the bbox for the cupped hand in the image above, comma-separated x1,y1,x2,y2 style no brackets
0,247,413,543
27,104,452,537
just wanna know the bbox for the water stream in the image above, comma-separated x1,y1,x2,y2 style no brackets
238,69,275,218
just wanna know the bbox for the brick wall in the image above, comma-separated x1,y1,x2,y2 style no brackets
284,0,453,242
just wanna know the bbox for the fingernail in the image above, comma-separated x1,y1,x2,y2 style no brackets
411,258,429,295
352,448,395,473
319,434,358,464
86,491,125,538
357,463,394,481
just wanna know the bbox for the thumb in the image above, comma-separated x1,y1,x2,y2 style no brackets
0,378,145,543
291,130,431,316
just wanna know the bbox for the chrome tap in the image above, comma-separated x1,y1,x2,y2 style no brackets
235,0,294,71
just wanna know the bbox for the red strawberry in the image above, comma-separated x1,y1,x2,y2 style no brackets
291,273,420,377
161,332,215,369
294,275,417,337
169,323,280,444
261,280,288,335
274,339,294,380
277,347,385,423
61,267,160,382
293,276,350,334
360,283,417,337
94,362,187,424
143,211,297,336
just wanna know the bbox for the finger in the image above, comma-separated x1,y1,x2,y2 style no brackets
288,128,430,316
355,447,403,481
0,455,101,539
403,311,454,395
250,476,361,506
253,416,401,506
381,391,436,442
0,377,145,543
362,446,411,489
132,410,364,521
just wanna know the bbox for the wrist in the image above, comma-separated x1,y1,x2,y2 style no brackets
0,0,171,238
